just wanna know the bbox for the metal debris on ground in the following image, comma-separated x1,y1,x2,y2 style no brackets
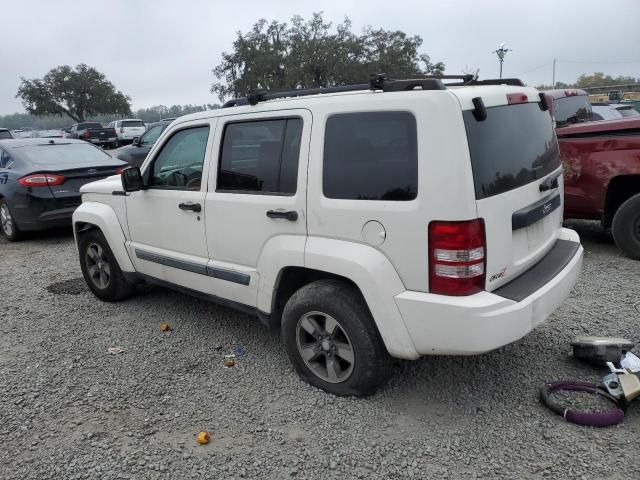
107,347,125,355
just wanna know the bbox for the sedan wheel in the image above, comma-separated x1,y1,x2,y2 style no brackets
85,242,112,289
0,204,13,237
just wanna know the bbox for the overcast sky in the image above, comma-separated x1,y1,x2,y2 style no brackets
1,0,639,115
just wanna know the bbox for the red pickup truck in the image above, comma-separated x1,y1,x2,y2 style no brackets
556,117,640,259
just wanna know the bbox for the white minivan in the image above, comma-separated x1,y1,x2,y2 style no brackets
74,75,583,396
108,119,146,145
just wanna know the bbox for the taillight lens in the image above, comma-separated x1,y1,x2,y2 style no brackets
428,219,486,296
18,173,65,187
84,130,91,138
115,167,127,174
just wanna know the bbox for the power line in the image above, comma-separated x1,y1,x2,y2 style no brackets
556,59,640,65
516,62,552,76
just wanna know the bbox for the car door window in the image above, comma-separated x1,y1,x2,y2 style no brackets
150,126,209,191
217,118,302,195
141,125,164,146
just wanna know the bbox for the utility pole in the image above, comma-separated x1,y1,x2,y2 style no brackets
552,58,557,87
493,42,512,79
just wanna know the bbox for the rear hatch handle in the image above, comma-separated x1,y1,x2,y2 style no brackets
539,173,561,192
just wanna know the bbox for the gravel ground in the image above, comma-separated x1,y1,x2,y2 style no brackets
1,220,639,479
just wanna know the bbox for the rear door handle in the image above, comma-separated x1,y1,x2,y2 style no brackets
179,202,201,212
266,210,298,221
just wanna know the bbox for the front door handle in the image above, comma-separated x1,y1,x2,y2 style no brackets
179,202,202,212
266,210,298,221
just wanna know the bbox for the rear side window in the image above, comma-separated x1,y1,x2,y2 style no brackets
79,123,103,129
617,107,640,118
217,118,302,195
123,120,145,127
323,112,418,201
463,102,561,200
0,130,13,139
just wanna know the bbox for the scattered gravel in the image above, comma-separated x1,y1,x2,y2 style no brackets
1,220,639,479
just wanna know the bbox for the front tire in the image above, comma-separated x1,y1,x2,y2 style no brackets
78,230,135,301
0,200,21,241
281,279,392,396
612,193,640,260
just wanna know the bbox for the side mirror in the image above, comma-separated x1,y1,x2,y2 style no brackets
132,136,141,146
121,166,143,192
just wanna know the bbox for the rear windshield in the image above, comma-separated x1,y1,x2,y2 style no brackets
122,120,145,127
0,130,12,139
79,122,103,129
552,96,592,127
17,143,112,163
617,106,640,118
463,102,561,200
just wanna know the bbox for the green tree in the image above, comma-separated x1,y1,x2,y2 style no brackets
211,13,445,101
574,72,638,88
16,64,131,122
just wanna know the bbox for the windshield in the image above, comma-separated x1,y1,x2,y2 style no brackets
122,120,145,127
17,143,113,163
616,107,640,118
464,102,561,200
553,95,592,127
0,130,12,139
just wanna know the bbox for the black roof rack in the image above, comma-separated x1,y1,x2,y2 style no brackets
222,74,525,108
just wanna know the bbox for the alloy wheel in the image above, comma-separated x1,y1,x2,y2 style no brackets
296,311,355,383
85,242,111,289
0,204,13,236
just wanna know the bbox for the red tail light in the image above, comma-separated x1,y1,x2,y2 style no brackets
84,130,91,138
115,167,127,174
507,93,528,105
564,90,578,97
428,219,486,296
18,173,65,187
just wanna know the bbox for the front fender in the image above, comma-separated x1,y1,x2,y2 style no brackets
304,237,419,360
72,201,135,272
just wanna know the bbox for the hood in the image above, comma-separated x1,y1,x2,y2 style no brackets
557,117,640,137
80,175,123,194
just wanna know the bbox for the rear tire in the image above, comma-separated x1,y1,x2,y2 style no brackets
78,229,135,301
612,193,640,260
0,200,21,242
281,279,393,396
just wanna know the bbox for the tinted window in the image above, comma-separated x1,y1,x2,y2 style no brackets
592,112,604,121
0,130,12,139
218,118,302,194
150,126,209,190
323,112,417,201
18,143,113,163
78,123,103,129
140,125,165,145
464,103,561,200
123,120,145,127
553,96,592,127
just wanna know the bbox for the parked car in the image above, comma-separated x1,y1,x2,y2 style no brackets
30,129,65,138
115,119,173,167
73,76,583,396
544,89,592,127
107,119,146,146
591,103,640,121
0,138,126,241
68,122,118,148
557,117,640,259
611,103,640,118
11,129,32,139
0,128,13,139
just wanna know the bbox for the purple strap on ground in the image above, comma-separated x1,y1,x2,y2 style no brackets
540,380,625,427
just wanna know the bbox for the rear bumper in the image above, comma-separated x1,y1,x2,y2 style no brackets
89,137,117,145
394,228,583,355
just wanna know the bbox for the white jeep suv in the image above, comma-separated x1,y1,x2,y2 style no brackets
73,75,583,396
